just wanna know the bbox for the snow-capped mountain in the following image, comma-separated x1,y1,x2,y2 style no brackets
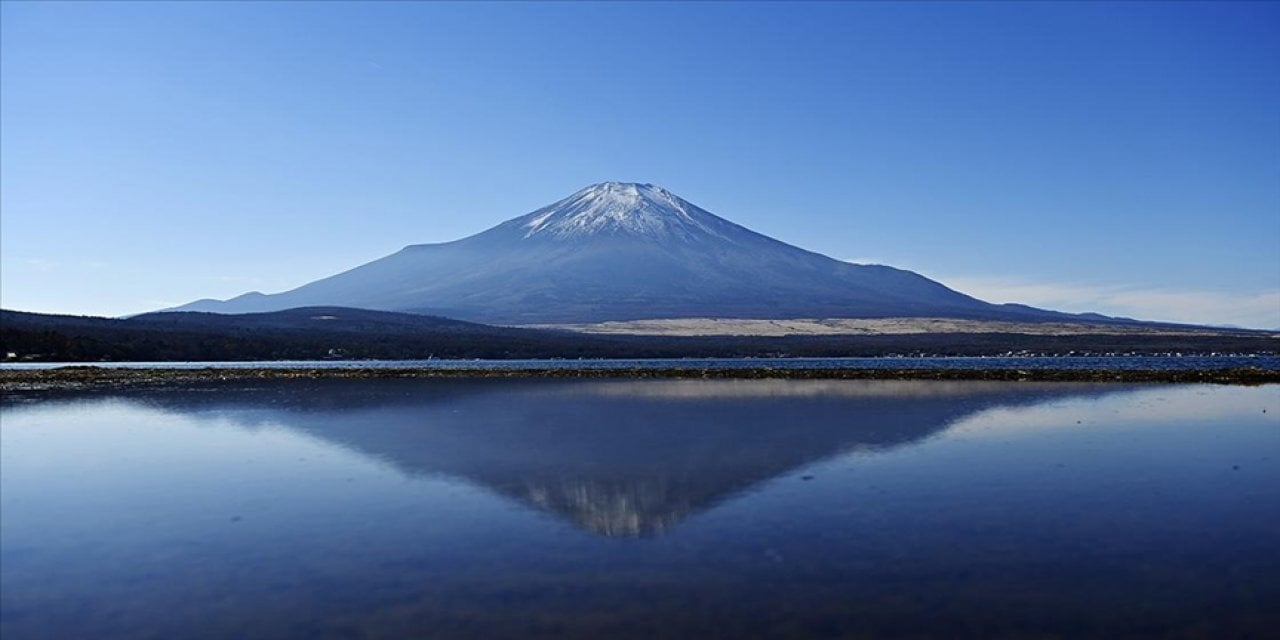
520,182,737,241
171,182,1097,324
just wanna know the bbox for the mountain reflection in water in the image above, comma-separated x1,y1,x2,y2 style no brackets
4,379,1277,640
34,379,1121,536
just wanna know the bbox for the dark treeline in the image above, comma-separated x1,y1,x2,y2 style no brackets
2,307,1275,362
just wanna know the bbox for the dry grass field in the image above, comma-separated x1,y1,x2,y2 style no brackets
523,317,1271,338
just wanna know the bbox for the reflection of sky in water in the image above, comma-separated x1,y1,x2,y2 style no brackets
2,381,1278,639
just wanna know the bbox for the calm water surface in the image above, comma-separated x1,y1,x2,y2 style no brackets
2,379,1277,638
3,355,1279,371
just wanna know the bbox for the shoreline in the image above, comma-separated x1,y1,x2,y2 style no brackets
3,366,1278,390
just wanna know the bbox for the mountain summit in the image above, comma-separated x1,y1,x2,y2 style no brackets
172,183,1098,324
517,182,735,242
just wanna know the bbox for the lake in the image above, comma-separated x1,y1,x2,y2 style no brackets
3,355,1279,371
2,378,1277,638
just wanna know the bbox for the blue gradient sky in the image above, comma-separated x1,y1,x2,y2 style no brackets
2,1,1277,327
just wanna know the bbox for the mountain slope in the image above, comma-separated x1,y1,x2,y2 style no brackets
172,183,1104,324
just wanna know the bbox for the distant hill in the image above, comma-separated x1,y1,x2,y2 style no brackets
3,307,1275,362
1,307,600,361
169,182,1143,326
129,307,505,334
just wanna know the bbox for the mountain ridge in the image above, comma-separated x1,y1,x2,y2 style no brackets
4,306,1275,363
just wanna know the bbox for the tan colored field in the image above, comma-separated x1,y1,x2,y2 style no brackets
520,317,1266,337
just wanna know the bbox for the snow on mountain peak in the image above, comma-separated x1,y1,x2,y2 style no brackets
520,182,729,241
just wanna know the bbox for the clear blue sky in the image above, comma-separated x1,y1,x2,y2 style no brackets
3,1,1278,327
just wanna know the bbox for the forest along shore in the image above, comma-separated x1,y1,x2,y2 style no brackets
2,366,1278,391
